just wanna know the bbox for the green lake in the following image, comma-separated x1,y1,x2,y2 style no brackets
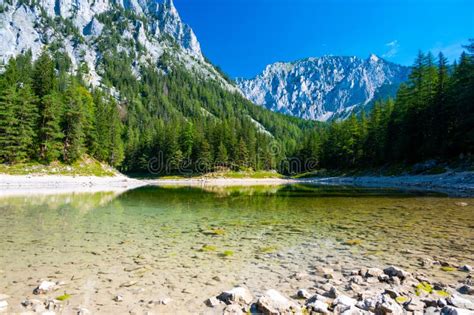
1,184,473,313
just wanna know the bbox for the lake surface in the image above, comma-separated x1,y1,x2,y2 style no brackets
1,184,473,313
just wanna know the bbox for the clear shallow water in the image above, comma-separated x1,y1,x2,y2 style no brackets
0,185,473,313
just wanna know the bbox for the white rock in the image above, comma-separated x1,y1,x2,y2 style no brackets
0,300,8,310
33,281,57,294
334,295,357,307
448,294,474,310
297,289,311,299
113,295,123,302
366,268,384,278
217,287,253,305
307,300,329,314
459,265,473,272
256,289,301,314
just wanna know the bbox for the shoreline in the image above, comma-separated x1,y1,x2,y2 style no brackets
0,174,146,196
304,171,474,197
0,171,473,196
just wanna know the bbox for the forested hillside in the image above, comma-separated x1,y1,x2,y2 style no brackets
0,50,313,174
0,41,472,176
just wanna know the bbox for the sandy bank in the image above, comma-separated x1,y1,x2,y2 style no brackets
0,174,146,196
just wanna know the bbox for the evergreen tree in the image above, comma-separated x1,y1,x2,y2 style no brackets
39,92,64,162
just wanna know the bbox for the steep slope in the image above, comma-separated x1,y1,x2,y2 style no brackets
0,0,234,90
236,55,410,121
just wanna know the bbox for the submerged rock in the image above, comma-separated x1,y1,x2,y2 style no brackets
206,296,221,307
383,266,410,279
297,289,311,299
441,306,474,315
458,285,474,296
374,294,404,314
448,294,474,310
459,265,473,272
113,295,123,302
217,286,253,305
366,268,384,278
33,280,57,294
223,304,243,315
306,299,329,314
256,289,300,314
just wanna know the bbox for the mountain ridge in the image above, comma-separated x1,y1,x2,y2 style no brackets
236,54,410,121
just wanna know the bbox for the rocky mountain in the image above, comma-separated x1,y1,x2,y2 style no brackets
0,0,235,91
236,55,410,121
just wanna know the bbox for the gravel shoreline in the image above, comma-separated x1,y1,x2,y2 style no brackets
1,171,474,196
304,171,474,197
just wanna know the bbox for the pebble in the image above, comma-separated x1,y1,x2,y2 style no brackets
458,285,474,295
206,296,221,307
217,286,253,305
441,306,474,315
223,304,243,315
448,294,474,310
365,267,384,278
33,280,57,295
383,266,410,279
459,265,473,272
256,289,300,314
113,295,123,302
307,299,329,314
297,289,311,299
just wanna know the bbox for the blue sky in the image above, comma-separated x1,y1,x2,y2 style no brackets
174,0,474,79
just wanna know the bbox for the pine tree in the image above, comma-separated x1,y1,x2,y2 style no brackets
0,86,19,163
33,51,55,98
63,84,86,162
39,92,64,162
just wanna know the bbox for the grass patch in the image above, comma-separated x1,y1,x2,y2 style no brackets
415,282,433,296
259,245,279,253
343,239,363,246
434,290,450,297
0,156,116,176
220,250,234,258
55,293,71,301
200,244,217,252
395,296,408,304
202,228,226,236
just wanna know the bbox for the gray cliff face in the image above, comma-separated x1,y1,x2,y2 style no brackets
237,54,410,121
0,0,235,90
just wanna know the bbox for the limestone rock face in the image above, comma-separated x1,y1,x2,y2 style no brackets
0,0,234,91
237,55,410,121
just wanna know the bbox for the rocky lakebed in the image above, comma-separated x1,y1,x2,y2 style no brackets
0,185,473,314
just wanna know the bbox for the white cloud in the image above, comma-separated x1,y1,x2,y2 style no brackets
429,42,466,62
382,40,399,58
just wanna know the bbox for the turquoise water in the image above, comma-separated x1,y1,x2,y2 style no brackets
0,185,473,313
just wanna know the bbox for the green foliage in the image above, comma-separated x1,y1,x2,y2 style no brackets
0,53,124,168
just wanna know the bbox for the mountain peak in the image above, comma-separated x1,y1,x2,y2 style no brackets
237,55,410,121
0,0,234,90
369,53,380,62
